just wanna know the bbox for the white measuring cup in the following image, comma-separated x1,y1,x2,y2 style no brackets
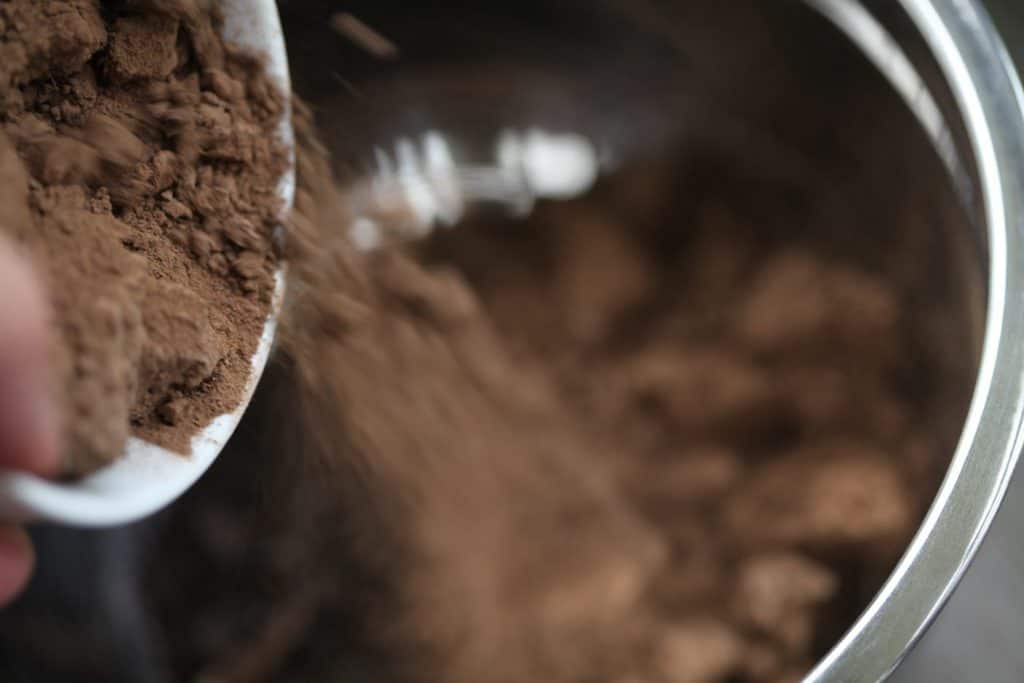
0,0,294,527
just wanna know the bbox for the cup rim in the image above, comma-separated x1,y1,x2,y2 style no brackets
806,0,1024,680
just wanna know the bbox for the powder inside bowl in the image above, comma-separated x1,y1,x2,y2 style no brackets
0,0,288,476
130,114,970,682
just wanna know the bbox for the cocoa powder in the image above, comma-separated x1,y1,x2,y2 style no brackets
0,6,979,683
0,0,287,475
138,116,965,682
0,107,970,682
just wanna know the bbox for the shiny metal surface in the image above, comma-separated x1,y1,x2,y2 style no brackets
887,4,1024,679
802,1,1024,680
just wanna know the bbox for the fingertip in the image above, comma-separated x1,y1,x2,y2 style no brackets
0,398,62,477
0,239,62,478
0,525,33,606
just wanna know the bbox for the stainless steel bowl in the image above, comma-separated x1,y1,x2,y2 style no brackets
282,0,1024,679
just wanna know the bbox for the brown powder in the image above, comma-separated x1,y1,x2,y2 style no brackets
0,101,959,681
277,126,665,683
199,110,965,682
0,0,287,475
0,8,978,683
381,189,933,681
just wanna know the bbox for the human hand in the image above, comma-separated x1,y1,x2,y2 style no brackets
0,238,60,606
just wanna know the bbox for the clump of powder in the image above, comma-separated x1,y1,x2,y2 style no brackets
0,0,288,476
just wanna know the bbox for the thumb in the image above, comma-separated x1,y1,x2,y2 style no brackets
0,239,60,477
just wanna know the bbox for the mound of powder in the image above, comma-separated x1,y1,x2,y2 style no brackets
0,0,288,476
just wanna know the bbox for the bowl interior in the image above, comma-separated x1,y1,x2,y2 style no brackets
280,0,984,675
